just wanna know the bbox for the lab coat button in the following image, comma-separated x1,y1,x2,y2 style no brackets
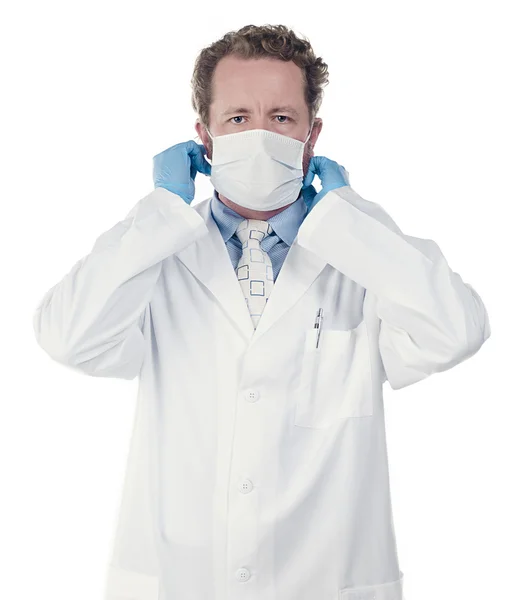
238,479,254,493
244,389,260,402
235,567,251,581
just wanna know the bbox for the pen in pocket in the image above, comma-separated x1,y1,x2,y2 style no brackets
314,308,324,349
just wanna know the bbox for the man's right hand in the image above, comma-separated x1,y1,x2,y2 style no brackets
153,140,211,205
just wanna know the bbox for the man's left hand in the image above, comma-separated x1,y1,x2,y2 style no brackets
301,156,350,212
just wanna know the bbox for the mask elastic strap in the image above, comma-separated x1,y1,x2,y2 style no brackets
304,122,314,145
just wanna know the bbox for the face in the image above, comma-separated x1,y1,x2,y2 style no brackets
195,54,323,218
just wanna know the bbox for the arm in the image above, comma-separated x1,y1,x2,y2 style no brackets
297,185,491,390
32,187,208,380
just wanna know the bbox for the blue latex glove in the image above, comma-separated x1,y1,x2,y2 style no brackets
301,156,350,213
153,140,211,204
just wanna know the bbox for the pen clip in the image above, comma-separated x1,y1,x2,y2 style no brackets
314,308,324,349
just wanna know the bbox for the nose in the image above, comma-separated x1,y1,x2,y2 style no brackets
248,119,277,133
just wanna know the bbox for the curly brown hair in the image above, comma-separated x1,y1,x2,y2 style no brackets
190,24,329,130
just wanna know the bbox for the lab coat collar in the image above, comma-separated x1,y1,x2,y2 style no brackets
176,195,328,347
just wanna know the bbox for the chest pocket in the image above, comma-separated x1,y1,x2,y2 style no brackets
294,319,373,428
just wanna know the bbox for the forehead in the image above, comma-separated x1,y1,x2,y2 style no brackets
211,55,306,111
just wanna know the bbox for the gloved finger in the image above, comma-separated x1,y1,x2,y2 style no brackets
302,156,317,188
188,141,212,177
190,163,197,181
301,184,317,208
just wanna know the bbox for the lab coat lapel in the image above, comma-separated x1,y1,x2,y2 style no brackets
176,196,328,346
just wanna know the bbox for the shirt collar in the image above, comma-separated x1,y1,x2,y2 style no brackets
210,189,308,246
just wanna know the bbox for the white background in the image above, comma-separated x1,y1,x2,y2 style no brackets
1,1,503,599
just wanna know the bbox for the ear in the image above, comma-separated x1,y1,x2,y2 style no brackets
309,118,323,151
195,120,212,158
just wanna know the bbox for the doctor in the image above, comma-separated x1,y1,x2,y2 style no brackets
33,24,490,600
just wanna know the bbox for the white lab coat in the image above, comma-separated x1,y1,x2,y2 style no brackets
33,184,490,600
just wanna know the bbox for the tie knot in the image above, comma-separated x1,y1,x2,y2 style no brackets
235,218,273,245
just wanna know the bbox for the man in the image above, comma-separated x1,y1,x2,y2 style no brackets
33,24,490,600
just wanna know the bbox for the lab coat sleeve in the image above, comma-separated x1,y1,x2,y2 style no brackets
296,185,491,390
32,187,209,380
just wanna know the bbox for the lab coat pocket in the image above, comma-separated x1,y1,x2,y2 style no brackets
294,320,373,428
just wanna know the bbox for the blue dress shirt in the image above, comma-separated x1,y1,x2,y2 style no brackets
209,190,308,282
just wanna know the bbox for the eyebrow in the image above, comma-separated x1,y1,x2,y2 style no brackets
221,106,300,118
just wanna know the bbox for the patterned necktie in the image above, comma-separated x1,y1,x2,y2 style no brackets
234,218,274,329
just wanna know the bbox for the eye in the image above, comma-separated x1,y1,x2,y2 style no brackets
228,115,293,124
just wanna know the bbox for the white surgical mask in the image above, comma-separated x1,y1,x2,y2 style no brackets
206,124,313,211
